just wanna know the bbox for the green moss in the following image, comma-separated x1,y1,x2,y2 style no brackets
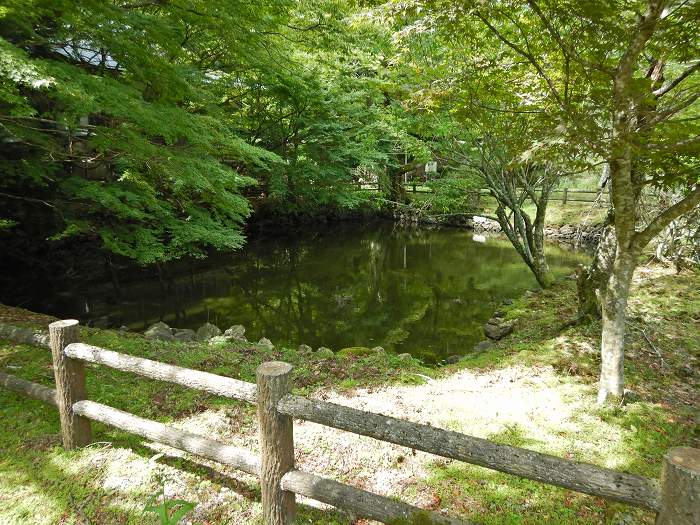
337,346,374,356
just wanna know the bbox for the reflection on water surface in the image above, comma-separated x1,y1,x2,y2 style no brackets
6,224,587,362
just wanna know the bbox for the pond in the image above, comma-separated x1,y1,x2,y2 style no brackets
4,223,587,362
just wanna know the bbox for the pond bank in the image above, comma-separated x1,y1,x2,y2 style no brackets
0,263,697,524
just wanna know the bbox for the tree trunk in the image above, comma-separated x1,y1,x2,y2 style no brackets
531,195,553,288
597,250,637,403
576,213,617,318
531,259,553,289
388,167,406,203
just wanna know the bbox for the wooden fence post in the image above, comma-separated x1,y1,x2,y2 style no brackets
49,320,91,449
562,187,568,205
656,447,700,525
257,361,295,525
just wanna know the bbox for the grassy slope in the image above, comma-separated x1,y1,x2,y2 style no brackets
0,319,429,525
0,264,698,524
428,264,699,524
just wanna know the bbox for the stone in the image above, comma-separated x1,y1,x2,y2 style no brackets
483,321,514,340
559,225,575,236
298,344,313,353
502,298,514,305
371,346,385,353
209,335,234,345
0,324,49,347
173,328,196,342
492,310,506,319
32,333,49,346
258,337,274,349
397,353,412,361
445,355,460,364
118,325,130,332
338,346,374,357
474,340,494,353
314,347,334,359
223,324,246,340
196,322,221,341
145,321,174,341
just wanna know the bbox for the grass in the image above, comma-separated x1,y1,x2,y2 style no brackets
422,264,699,524
478,195,608,227
0,264,698,524
0,319,429,525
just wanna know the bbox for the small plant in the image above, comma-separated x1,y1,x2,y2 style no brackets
144,485,196,525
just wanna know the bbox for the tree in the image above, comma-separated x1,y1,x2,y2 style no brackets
0,1,428,260
0,0,289,263
381,4,572,287
392,0,700,401
471,135,558,289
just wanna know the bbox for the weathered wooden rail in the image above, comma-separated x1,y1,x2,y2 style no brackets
1,319,698,524
357,183,610,204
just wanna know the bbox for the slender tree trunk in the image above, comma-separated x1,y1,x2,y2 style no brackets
576,212,617,318
597,250,638,403
531,264,552,289
389,167,406,203
531,192,553,288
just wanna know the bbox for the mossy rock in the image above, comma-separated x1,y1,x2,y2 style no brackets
337,346,374,357
314,347,334,359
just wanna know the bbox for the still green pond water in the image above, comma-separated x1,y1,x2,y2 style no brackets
68,223,586,363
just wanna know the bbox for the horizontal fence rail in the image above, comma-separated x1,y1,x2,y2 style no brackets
65,342,257,403
73,399,261,476
1,319,698,524
356,183,609,203
280,470,469,525
0,370,58,406
277,395,660,511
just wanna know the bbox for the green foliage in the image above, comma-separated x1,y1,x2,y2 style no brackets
0,0,437,261
144,486,196,525
423,169,482,213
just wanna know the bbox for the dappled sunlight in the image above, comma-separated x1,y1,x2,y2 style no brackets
0,468,65,524
150,362,649,518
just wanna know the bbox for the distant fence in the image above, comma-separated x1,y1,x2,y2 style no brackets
357,183,609,204
1,320,698,524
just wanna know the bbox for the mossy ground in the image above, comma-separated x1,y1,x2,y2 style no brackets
0,264,697,524
0,318,427,525
425,264,698,524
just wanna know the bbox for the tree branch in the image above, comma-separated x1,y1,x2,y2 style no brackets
474,11,563,107
634,186,700,250
616,0,665,81
526,0,614,76
647,135,700,151
653,61,700,98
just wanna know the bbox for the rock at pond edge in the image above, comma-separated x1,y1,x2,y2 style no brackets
224,324,246,340
145,321,174,341
258,337,274,349
196,322,221,341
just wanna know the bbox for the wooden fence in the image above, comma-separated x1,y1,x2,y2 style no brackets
357,183,609,204
1,319,698,524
